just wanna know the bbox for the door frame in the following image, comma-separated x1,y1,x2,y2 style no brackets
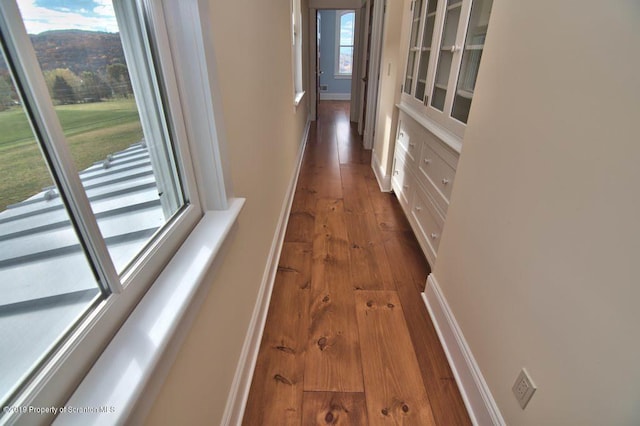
309,0,385,134
309,8,318,120
362,0,384,149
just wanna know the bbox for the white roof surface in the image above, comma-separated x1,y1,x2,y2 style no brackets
0,141,164,403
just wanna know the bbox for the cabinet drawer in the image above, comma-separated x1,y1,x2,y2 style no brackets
391,156,413,208
418,141,456,202
396,118,410,150
395,119,419,164
410,188,444,254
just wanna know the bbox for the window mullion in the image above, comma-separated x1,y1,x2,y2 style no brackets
411,0,428,96
443,0,473,115
409,6,421,95
113,0,183,221
0,0,121,293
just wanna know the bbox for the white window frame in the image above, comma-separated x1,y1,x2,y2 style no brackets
0,0,239,424
291,0,305,106
334,10,355,79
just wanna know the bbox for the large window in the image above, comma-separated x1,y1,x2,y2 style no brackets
335,10,355,77
402,0,493,137
0,0,203,420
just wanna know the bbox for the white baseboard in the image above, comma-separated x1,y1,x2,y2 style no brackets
371,150,392,192
320,92,351,101
221,117,311,426
423,274,505,426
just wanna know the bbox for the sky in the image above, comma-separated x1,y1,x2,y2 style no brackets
340,12,354,45
17,0,118,34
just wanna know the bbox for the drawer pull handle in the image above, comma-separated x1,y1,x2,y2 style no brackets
399,132,404,138
393,170,399,176
409,143,416,148
415,206,422,211
442,178,450,185
403,184,409,189
431,233,439,239
423,158,432,164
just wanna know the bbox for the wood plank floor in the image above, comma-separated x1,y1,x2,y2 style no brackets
242,101,470,425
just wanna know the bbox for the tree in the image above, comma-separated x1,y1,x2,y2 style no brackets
106,63,132,97
44,68,81,103
0,76,14,111
79,71,110,101
52,75,76,104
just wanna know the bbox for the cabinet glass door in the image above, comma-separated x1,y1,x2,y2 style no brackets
404,0,424,94
415,0,439,102
452,0,492,123
431,0,462,111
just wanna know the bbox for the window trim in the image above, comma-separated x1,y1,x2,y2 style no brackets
0,0,235,423
334,10,355,78
291,0,305,106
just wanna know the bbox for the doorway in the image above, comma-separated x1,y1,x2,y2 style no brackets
317,10,355,103
309,0,383,149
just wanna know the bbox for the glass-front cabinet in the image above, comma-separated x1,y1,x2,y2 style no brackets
401,0,493,139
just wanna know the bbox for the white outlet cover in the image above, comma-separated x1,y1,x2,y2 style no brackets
512,368,536,409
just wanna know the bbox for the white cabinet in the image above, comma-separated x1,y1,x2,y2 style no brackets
391,110,459,266
401,0,493,138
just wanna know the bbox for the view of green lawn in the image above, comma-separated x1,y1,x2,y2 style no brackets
0,99,143,211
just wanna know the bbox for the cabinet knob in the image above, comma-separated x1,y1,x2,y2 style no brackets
423,158,432,164
451,45,461,53
442,178,450,185
431,233,439,239
399,131,404,138
409,142,416,148
415,206,422,211
403,184,409,189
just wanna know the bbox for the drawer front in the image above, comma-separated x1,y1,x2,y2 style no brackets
410,188,444,254
419,141,456,202
395,117,419,164
391,156,413,209
396,118,410,151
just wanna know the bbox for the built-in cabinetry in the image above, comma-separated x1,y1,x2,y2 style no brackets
402,0,493,138
392,109,458,266
390,0,492,265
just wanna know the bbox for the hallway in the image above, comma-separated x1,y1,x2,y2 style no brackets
242,101,470,425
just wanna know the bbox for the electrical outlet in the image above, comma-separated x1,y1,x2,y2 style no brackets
512,368,536,409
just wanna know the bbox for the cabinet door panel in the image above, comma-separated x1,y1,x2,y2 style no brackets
452,0,493,123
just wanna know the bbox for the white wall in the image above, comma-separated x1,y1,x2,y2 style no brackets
371,0,407,187
143,0,309,424
433,1,640,424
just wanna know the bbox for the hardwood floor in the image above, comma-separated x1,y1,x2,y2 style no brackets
242,101,470,425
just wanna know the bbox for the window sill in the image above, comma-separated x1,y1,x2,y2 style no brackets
294,90,306,107
333,74,352,80
54,198,245,425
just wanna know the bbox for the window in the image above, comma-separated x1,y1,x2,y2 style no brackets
402,0,493,137
291,0,304,105
335,10,355,77
0,0,208,419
